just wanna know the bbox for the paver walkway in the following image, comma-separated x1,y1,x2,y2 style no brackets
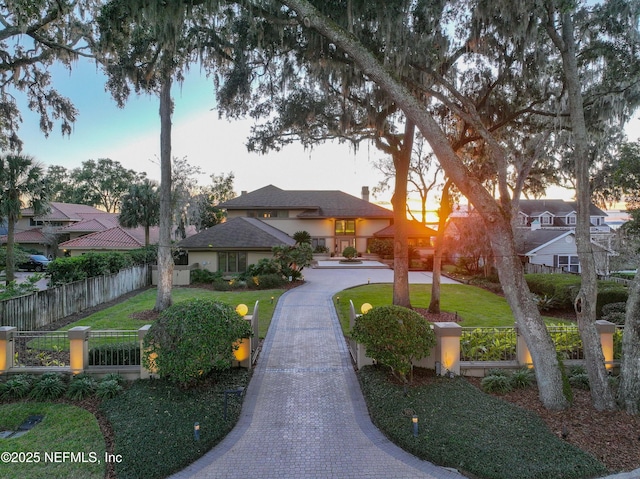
170,269,466,479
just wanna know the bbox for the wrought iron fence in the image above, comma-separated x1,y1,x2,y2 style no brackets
88,330,141,367
13,331,69,368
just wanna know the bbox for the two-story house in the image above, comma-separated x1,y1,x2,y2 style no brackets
178,185,437,274
515,199,614,274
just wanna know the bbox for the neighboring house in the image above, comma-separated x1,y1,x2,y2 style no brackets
178,217,296,274
178,185,396,274
58,226,161,256
0,202,112,257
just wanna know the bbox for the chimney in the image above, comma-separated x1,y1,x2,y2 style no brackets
241,190,247,196
361,186,370,202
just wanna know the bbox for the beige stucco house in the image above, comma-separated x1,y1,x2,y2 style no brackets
177,185,396,274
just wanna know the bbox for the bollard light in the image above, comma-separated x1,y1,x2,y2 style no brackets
412,415,418,437
361,303,372,314
336,296,340,304
236,304,249,317
194,422,200,441
270,296,274,304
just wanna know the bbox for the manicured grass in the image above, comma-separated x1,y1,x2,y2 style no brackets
61,287,285,338
0,402,105,479
334,283,565,334
359,366,608,479
100,369,250,479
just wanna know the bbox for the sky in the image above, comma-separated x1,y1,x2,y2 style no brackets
14,58,391,205
13,57,640,215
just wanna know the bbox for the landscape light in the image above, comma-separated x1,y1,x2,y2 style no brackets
412,415,418,437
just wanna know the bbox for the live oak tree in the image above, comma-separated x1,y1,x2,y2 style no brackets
0,154,49,283
0,0,97,150
189,171,236,231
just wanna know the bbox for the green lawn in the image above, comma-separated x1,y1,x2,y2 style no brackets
60,287,285,338
0,402,105,479
334,283,565,334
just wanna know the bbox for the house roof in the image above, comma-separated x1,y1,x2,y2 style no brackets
374,221,437,238
518,199,607,218
0,228,49,245
59,226,160,250
218,185,393,219
178,217,296,250
23,202,106,221
516,229,611,255
57,214,120,233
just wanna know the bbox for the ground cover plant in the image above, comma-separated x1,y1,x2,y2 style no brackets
100,369,250,479
0,402,106,479
359,366,608,479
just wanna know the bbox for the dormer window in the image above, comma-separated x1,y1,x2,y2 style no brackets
540,214,552,225
567,215,576,225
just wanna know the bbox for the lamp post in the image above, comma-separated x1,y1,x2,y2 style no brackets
194,422,200,441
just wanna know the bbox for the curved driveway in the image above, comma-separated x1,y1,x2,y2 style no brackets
170,269,466,479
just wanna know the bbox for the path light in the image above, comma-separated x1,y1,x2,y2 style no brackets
412,415,419,437
194,422,200,441
236,304,249,317
270,296,274,304
336,296,340,304
361,303,372,314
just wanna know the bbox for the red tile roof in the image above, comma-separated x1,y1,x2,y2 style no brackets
0,228,49,244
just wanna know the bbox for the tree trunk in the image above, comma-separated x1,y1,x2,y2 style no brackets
391,120,414,308
619,272,640,414
555,11,615,410
286,0,568,410
5,215,15,283
154,74,174,312
428,178,453,314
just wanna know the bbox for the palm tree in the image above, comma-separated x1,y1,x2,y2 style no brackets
0,154,49,282
118,179,160,247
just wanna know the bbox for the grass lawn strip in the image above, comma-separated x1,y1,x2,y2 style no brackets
0,402,105,479
359,366,607,479
334,283,567,333
100,369,250,479
59,287,284,338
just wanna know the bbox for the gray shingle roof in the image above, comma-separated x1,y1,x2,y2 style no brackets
518,199,607,218
218,185,393,219
177,217,296,249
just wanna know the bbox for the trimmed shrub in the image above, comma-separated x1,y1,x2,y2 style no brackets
351,305,436,383
255,273,287,289
66,375,98,400
190,268,223,284
596,285,628,317
89,343,140,366
368,238,394,258
143,299,253,387
481,374,513,394
30,373,67,400
601,302,626,325
245,258,281,277
342,246,358,259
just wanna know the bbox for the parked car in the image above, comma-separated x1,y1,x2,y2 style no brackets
18,254,51,272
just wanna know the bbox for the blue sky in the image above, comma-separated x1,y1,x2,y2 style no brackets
14,57,640,212
14,58,390,204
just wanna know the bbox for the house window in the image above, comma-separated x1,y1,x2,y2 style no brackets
247,210,288,218
311,238,326,249
218,251,247,273
556,255,580,273
540,215,552,225
567,215,576,225
335,219,355,235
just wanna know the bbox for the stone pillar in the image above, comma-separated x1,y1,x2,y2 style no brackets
68,326,90,374
0,327,16,374
596,320,616,370
138,324,155,379
515,326,533,367
433,322,462,376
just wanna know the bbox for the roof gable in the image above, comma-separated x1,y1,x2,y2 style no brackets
178,217,296,249
219,185,393,219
